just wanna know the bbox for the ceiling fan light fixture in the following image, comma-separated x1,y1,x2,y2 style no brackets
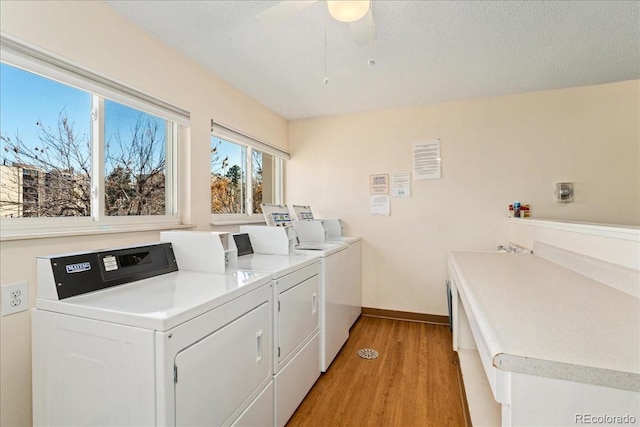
327,0,370,23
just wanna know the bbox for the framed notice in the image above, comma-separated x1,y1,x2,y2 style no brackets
369,174,389,194
413,140,441,180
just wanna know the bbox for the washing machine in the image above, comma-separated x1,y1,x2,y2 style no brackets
159,230,322,427
241,208,349,373
32,242,274,427
289,205,362,328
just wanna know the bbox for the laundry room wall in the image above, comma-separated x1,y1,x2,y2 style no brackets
0,2,288,426
286,80,640,316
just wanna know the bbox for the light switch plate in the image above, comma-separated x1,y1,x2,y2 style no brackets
1,282,29,316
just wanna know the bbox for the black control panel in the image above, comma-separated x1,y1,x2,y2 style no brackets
49,243,179,299
233,233,254,257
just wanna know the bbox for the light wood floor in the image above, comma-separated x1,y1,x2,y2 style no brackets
286,316,469,427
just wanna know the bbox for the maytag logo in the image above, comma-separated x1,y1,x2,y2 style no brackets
66,262,91,274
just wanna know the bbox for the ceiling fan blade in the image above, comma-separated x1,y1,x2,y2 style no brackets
257,0,319,26
349,8,375,45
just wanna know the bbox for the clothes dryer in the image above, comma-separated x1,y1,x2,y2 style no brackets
232,240,321,427
160,230,322,427
32,243,273,427
241,221,349,373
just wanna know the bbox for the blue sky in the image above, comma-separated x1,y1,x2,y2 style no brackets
1,62,165,171
1,62,243,174
211,136,244,174
0,63,91,154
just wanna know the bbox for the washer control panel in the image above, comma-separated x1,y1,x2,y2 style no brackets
45,243,178,299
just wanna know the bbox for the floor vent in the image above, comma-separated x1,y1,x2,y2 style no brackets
357,348,379,359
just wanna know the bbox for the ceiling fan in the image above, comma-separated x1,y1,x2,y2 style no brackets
257,0,376,46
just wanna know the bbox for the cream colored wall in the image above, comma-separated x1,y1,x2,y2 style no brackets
1,2,639,426
287,80,640,317
0,1,287,426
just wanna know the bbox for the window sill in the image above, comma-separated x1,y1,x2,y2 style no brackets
210,217,266,227
0,222,195,242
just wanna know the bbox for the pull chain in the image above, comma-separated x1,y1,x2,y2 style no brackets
368,2,375,66
323,3,329,85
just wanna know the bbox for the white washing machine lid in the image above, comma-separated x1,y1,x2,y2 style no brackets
294,241,347,257
235,252,320,279
35,270,271,331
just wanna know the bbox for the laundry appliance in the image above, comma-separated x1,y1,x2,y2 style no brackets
32,242,273,427
160,230,321,427
289,204,362,327
242,204,350,372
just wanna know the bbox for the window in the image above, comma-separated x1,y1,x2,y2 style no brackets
0,63,92,218
211,122,287,222
104,100,171,216
0,35,188,234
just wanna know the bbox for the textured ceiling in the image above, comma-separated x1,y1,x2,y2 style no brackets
104,1,640,120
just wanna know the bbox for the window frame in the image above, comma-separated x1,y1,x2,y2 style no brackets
0,34,188,238
210,121,287,225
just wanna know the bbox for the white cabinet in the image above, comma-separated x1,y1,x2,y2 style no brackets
449,250,640,427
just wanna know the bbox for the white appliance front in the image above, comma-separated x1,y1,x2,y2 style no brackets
234,252,321,426
324,237,362,328
173,301,271,426
294,245,350,372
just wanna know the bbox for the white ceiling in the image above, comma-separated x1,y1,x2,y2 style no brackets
104,1,639,121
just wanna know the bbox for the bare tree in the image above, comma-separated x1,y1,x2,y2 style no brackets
105,115,166,216
0,110,91,217
1,109,167,218
251,150,263,214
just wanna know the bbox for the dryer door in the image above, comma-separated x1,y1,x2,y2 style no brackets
277,273,320,368
174,302,271,426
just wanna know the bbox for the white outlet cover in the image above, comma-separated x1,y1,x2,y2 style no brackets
1,282,28,316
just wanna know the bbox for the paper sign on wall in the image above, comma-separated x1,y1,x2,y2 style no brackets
413,140,441,180
391,173,411,197
370,195,390,216
369,174,389,194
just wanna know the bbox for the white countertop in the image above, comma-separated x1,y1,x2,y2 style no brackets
449,251,640,392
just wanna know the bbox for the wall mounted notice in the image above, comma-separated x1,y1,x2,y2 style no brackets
369,174,389,195
391,173,411,197
370,195,390,216
413,140,441,180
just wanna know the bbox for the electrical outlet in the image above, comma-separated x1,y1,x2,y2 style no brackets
2,282,28,316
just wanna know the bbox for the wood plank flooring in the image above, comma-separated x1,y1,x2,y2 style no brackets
286,316,469,427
